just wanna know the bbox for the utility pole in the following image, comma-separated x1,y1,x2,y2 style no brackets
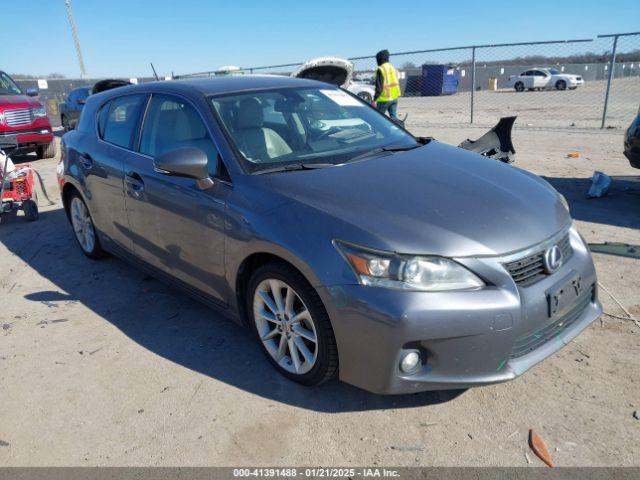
64,0,88,78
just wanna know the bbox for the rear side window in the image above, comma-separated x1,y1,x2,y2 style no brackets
140,94,219,176
98,94,146,149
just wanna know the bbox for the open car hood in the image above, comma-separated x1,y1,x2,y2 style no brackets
291,57,353,88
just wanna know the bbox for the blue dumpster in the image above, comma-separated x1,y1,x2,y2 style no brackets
421,64,460,96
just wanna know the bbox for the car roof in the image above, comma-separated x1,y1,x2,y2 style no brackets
96,75,327,99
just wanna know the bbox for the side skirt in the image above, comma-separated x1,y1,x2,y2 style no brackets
101,234,242,326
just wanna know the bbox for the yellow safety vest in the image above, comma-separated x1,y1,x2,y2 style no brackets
376,62,401,102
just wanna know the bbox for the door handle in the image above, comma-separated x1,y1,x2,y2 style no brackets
79,152,93,169
124,172,144,194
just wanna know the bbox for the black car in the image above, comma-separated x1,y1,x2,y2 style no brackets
59,86,91,130
624,106,640,169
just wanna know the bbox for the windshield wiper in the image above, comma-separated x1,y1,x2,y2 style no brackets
348,143,421,162
254,163,336,175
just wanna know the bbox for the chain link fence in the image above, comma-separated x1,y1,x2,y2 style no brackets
179,31,640,131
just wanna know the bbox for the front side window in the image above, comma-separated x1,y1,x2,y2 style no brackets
99,94,146,149
210,87,417,172
0,72,22,95
139,94,219,177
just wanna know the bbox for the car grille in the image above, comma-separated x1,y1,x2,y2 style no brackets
504,233,573,287
510,284,594,359
3,108,36,127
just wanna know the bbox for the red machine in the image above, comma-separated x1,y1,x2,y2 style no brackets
1,144,39,221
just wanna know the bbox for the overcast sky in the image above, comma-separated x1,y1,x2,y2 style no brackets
2,0,638,78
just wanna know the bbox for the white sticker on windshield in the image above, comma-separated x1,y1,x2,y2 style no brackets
320,89,364,107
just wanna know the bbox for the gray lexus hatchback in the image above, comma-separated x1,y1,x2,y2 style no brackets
58,76,602,394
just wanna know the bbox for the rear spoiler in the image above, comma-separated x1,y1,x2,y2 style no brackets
458,116,517,163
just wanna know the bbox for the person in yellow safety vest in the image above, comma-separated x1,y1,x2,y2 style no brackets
373,49,401,119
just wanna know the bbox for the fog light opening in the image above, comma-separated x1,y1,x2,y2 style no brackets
400,351,421,374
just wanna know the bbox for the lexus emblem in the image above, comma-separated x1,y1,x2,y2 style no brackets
543,245,563,273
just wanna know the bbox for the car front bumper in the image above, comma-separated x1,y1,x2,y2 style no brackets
0,127,54,150
318,226,601,394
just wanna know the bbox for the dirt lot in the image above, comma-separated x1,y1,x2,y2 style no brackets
400,77,640,130
1,124,639,467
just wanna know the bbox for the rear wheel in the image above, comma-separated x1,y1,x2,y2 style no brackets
68,193,104,259
247,262,338,386
555,80,567,90
514,81,525,92
61,114,70,132
22,199,38,221
37,141,56,159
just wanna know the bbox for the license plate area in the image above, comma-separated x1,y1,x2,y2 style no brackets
547,273,583,318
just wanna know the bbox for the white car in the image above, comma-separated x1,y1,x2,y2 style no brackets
292,57,376,103
506,68,584,92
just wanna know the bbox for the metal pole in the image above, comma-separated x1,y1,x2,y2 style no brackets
470,47,476,124
601,35,618,129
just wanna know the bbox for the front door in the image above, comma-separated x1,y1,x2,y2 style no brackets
123,93,230,304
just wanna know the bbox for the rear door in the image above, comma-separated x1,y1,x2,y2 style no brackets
78,93,147,252
532,70,550,88
123,93,230,303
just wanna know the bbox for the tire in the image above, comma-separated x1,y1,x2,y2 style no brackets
61,114,70,132
22,199,38,221
247,261,338,386
357,91,373,103
555,80,567,90
514,81,525,92
37,141,57,159
67,192,104,259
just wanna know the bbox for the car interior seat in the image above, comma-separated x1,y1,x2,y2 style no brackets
233,98,292,162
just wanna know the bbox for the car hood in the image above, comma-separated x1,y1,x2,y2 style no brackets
291,57,354,88
0,94,41,109
265,141,570,257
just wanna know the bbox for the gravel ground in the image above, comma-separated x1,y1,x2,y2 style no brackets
399,77,640,130
0,124,638,467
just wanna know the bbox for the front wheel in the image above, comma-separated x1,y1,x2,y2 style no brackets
555,80,567,90
247,262,338,386
68,193,104,259
357,91,373,103
37,141,56,159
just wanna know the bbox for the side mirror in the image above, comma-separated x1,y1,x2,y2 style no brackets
26,88,38,97
153,147,214,189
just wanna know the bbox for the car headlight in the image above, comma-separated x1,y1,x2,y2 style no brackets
32,106,47,117
335,241,485,291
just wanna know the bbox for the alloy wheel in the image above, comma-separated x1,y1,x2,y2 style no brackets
70,197,96,253
253,278,318,375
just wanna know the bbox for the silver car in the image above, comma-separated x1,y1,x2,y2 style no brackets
58,75,601,394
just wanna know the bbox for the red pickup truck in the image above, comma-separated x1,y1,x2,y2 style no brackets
0,71,56,158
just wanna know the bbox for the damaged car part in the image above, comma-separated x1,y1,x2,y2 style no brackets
458,116,517,163
292,56,376,103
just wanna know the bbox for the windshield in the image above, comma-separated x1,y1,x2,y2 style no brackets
0,72,22,95
210,86,418,172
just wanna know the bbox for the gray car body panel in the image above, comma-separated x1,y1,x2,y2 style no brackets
60,76,601,394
